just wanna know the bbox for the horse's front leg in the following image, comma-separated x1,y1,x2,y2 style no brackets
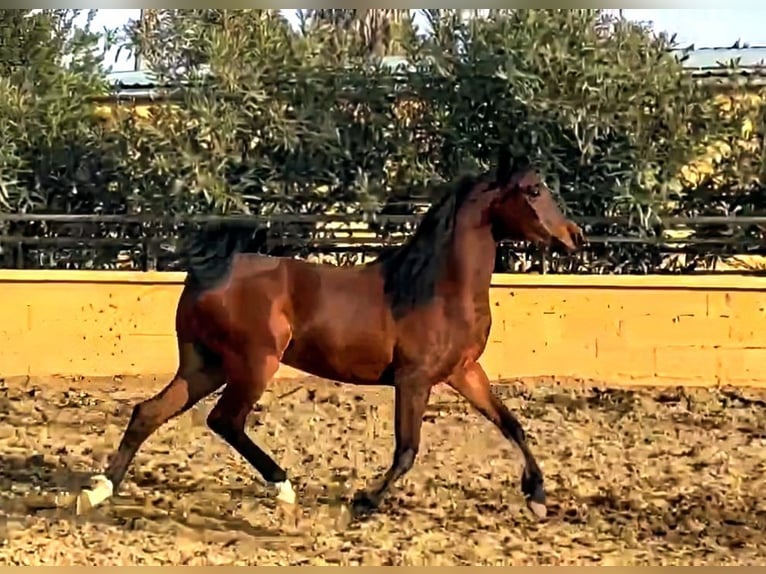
448,361,547,519
351,374,432,515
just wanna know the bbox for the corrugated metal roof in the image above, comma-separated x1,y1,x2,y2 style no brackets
674,46,766,70
107,69,160,99
107,56,410,91
673,46,766,83
106,47,766,96
108,69,159,87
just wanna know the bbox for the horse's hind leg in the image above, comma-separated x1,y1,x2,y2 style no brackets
77,341,224,513
207,336,294,504
448,361,546,519
206,382,293,503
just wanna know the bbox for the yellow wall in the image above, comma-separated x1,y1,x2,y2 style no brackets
2,270,766,388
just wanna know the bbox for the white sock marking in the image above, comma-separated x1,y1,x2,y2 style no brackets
273,479,296,504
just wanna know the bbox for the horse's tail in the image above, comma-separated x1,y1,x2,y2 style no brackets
180,222,263,291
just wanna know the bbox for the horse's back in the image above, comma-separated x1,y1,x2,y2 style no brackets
278,258,398,385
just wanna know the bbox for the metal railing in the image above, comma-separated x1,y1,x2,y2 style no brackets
1,212,765,272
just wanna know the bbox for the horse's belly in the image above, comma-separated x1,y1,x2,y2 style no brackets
281,331,393,386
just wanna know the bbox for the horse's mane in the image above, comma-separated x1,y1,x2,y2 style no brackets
373,173,487,318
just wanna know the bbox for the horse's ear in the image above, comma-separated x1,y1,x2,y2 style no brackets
496,146,513,186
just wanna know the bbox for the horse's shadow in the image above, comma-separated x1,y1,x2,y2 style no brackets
0,452,94,493
0,452,305,538
0,452,97,543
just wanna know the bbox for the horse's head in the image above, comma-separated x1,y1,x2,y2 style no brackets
487,150,585,251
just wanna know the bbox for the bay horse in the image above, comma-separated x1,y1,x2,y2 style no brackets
77,151,584,520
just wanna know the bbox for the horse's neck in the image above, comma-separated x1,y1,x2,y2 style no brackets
447,222,496,298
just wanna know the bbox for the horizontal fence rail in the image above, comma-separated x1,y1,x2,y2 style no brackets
3,213,766,225
1,212,766,273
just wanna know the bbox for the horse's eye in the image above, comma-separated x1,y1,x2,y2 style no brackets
527,185,540,198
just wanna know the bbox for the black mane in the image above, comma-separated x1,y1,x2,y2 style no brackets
374,173,487,318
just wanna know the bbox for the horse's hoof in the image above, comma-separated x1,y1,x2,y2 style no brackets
75,474,114,515
521,472,546,520
526,499,547,519
350,491,379,517
272,480,296,505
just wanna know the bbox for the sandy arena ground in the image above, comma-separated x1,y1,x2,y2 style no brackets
0,374,765,565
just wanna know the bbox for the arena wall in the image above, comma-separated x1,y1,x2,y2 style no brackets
2,270,765,388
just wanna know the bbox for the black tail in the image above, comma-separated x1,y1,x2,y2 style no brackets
181,223,264,291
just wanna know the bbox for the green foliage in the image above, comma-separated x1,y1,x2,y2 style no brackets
113,9,432,215
0,9,111,213
420,10,725,221
0,9,764,271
